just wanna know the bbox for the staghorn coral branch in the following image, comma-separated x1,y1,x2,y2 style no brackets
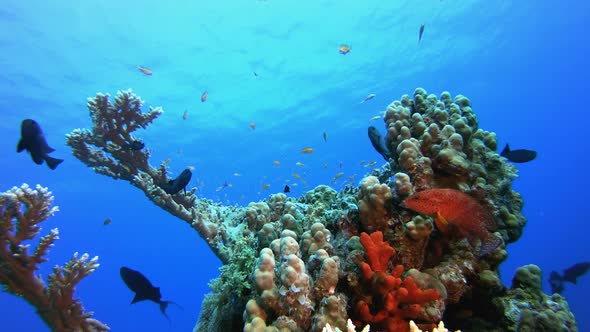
0,184,108,332
66,89,231,263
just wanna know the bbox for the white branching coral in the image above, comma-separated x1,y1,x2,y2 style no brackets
0,184,108,332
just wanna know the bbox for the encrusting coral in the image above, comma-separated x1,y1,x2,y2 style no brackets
0,184,108,332
65,88,577,331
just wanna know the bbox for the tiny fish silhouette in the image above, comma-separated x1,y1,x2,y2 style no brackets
283,185,290,193
549,262,590,294
122,140,144,151
403,188,501,257
17,119,64,170
500,144,537,163
338,44,351,54
162,168,192,195
120,267,178,321
418,24,425,43
322,131,327,143
137,65,153,75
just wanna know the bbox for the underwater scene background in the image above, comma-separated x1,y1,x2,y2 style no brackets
1,0,588,331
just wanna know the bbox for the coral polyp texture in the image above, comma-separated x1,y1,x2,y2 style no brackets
66,88,577,332
0,184,108,332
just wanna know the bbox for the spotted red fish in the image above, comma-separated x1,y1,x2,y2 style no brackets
402,188,501,256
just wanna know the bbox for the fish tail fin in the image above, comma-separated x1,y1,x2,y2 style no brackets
159,301,171,322
501,143,510,156
478,233,502,257
159,300,182,321
45,156,64,170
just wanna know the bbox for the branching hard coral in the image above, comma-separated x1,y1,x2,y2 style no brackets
0,184,108,332
354,232,441,332
66,90,232,263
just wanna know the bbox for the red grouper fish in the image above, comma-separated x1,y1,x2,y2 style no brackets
402,188,502,257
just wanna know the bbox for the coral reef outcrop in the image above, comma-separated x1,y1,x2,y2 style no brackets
64,88,576,332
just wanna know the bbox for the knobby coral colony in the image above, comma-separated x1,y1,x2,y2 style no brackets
0,184,109,332
63,88,578,332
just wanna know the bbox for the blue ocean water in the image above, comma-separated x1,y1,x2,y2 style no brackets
1,0,588,331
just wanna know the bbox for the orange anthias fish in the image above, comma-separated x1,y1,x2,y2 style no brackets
339,44,351,54
301,147,313,154
201,91,208,102
137,65,153,76
403,188,501,256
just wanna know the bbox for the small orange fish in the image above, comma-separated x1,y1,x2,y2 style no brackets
272,160,280,166
292,173,301,179
369,115,381,121
295,162,305,167
233,172,241,177
183,110,188,120
339,44,351,54
262,184,270,190
201,91,208,102
334,172,344,180
403,189,501,256
301,147,313,154
137,65,153,75
249,122,256,130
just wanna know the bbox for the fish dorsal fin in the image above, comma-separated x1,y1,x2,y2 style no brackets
435,212,449,234
501,144,510,156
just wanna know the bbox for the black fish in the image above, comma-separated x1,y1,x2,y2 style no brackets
500,144,537,163
122,140,145,151
17,119,64,170
283,185,290,193
368,126,391,161
162,168,192,195
548,262,590,294
120,267,178,321
418,24,425,43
